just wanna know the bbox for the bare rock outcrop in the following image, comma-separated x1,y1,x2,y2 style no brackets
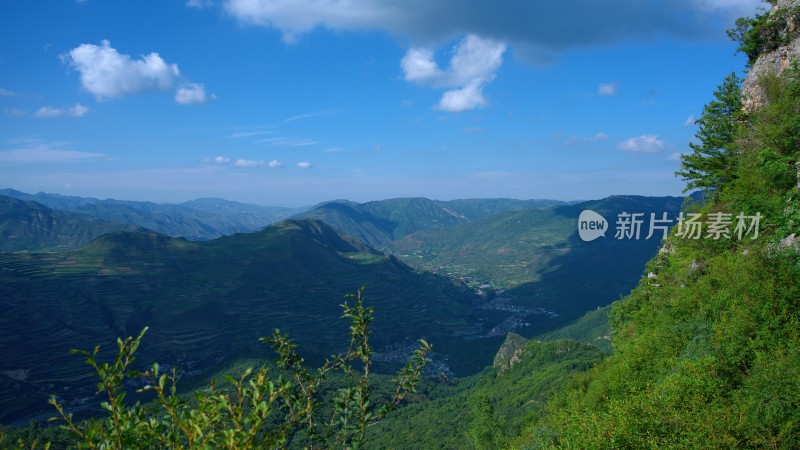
493,332,529,374
742,0,800,111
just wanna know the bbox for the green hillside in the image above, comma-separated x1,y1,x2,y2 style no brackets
394,195,684,289
349,305,613,449
0,219,482,424
511,12,800,448
535,305,612,353
365,338,605,449
0,195,141,252
386,195,685,346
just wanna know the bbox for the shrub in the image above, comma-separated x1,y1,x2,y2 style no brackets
46,288,430,449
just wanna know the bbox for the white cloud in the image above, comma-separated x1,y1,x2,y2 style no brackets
683,114,696,126
203,156,231,164
297,161,312,169
0,143,106,163
186,0,213,8
283,109,338,122
437,81,486,112
400,99,413,108
566,132,608,145
257,136,320,146
234,159,265,167
230,130,271,138
175,83,211,105
401,48,442,83
591,132,609,141
0,88,14,97
446,35,506,87
598,82,617,96
619,134,666,153
34,102,90,118
668,152,683,161
205,155,285,168
63,40,180,100
4,108,27,117
223,0,759,61
224,0,403,43
403,34,506,112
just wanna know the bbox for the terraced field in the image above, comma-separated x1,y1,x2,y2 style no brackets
0,219,481,423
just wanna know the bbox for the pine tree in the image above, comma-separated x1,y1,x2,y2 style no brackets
676,72,743,193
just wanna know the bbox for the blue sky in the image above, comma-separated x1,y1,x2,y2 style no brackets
0,0,764,206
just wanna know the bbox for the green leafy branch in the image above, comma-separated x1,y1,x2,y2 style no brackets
48,287,431,449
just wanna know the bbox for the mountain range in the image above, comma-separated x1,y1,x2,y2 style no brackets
295,197,572,249
296,195,686,325
0,189,306,240
0,189,686,426
0,195,142,252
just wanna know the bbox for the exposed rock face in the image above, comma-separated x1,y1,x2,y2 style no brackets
493,332,529,373
741,2,800,257
742,0,800,111
778,233,798,251
796,161,800,189
778,0,800,10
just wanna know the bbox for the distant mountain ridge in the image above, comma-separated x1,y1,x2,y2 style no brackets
296,197,572,248
0,195,142,252
300,194,685,291
0,189,307,240
0,189,574,246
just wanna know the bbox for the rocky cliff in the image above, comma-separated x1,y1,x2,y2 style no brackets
492,332,529,373
742,0,800,110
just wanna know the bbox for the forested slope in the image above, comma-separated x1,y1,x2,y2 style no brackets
515,3,800,446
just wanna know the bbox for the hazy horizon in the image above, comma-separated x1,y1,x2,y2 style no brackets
4,185,703,210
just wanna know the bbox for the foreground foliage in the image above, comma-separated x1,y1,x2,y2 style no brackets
21,288,430,449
